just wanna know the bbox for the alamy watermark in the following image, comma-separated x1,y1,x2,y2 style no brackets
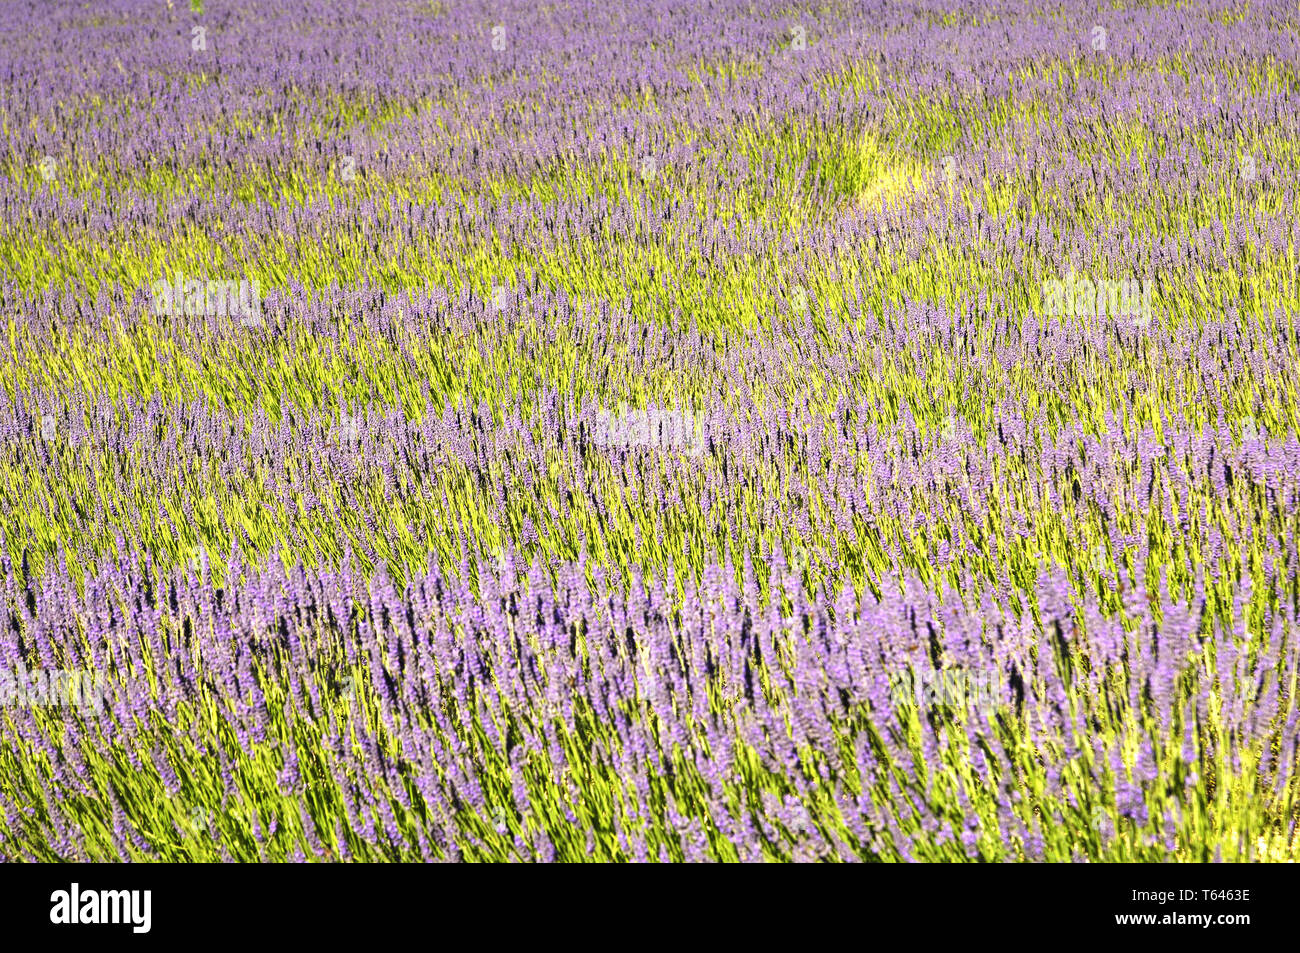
337,412,362,444
50,884,151,933
149,271,263,326
1,664,107,710
889,668,1001,717
592,407,704,455
1041,272,1152,325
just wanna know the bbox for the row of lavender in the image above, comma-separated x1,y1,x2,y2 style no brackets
2,536,1293,861
3,295,1296,599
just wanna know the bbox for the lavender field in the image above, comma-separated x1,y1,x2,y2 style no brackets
1,0,1298,863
